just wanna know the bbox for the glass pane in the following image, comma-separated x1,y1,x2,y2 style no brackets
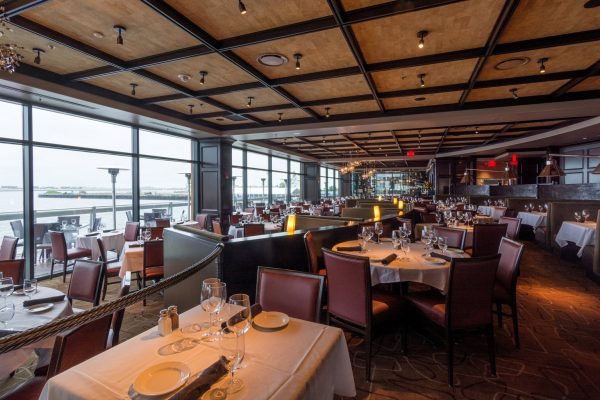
290,173,301,200
0,100,22,139
232,167,244,211
246,169,268,205
0,143,24,260
247,152,268,170
320,167,327,178
140,158,193,224
290,161,301,174
272,172,287,203
232,148,243,166
327,168,333,179
320,175,327,198
272,157,288,172
139,130,191,160
33,108,131,152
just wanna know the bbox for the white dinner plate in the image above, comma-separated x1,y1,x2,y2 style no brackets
423,256,447,265
25,303,54,313
133,361,190,397
253,311,289,329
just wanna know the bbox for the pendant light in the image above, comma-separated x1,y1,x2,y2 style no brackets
277,112,283,123
537,57,548,74
130,83,138,96
417,30,428,49
33,47,44,65
199,71,207,85
325,107,331,118
460,171,472,184
502,162,517,182
510,88,519,99
246,96,253,108
113,25,126,45
294,53,302,70
238,0,247,14
188,104,194,114
418,73,426,88
538,156,565,178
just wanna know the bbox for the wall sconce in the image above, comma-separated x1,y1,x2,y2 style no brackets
393,197,398,205
377,195,382,201
286,214,296,234
373,205,381,221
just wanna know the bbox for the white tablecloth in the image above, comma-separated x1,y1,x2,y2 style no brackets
76,231,125,260
517,211,547,229
555,221,597,257
414,223,474,248
0,287,72,379
334,240,469,291
227,223,282,238
477,206,506,219
40,304,356,400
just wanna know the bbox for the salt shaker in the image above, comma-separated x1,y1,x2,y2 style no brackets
158,309,172,336
168,305,179,331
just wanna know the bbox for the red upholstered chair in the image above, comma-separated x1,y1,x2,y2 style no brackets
433,226,467,250
269,207,280,215
107,278,131,348
124,221,139,242
229,214,241,225
0,236,18,261
212,220,223,235
244,207,255,215
322,248,403,381
155,218,170,228
260,213,271,222
148,227,164,240
256,266,325,323
195,214,209,230
243,223,265,237
421,213,437,223
303,231,325,275
494,237,525,348
97,237,121,301
256,206,265,215
466,223,508,257
404,254,500,386
0,259,24,285
49,231,92,282
141,240,164,306
67,260,105,308
499,216,521,240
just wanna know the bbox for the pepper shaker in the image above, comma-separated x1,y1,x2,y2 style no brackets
168,305,179,331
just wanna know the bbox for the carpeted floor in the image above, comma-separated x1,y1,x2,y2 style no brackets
2,242,600,399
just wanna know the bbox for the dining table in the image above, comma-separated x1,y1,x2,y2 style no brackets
227,222,282,238
555,220,597,257
0,287,72,379
333,240,469,291
118,241,145,278
517,211,547,229
39,303,356,400
76,230,125,261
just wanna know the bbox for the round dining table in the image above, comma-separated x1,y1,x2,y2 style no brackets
333,240,469,291
0,287,73,379
75,230,125,261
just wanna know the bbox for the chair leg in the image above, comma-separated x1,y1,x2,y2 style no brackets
447,332,454,386
102,275,108,301
496,302,503,327
62,260,68,283
511,301,520,349
142,276,146,306
402,321,408,355
486,325,497,377
365,332,372,382
50,260,54,280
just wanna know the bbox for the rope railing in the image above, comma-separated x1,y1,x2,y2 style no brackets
0,243,224,354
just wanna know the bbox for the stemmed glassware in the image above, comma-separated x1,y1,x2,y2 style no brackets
438,237,448,255
0,303,15,329
374,222,383,244
222,293,251,394
574,212,582,222
435,213,442,224
582,209,590,223
199,281,227,341
400,239,411,261
0,277,14,305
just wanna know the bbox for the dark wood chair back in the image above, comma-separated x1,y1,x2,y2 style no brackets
243,223,265,237
421,213,437,223
212,220,223,235
148,227,164,240
143,240,164,269
124,221,139,242
49,231,68,262
67,260,105,307
496,237,524,296
0,259,25,284
303,231,320,274
472,224,508,257
229,214,241,225
155,218,170,228
10,220,24,240
108,281,131,348
0,236,18,261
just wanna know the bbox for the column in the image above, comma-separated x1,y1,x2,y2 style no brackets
198,138,234,229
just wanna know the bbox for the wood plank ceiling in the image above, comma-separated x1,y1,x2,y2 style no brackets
0,0,599,167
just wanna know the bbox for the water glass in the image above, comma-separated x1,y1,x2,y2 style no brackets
439,237,448,255
401,239,411,260
219,328,246,395
200,281,227,341
574,212,581,222
0,277,14,305
23,279,37,298
0,303,15,328
582,209,590,222
374,222,383,244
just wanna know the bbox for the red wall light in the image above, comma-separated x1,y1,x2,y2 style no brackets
510,154,518,166
407,150,415,157
487,160,497,167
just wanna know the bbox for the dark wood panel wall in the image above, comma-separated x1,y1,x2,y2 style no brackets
450,182,600,201
198,138,234,226
560,141,600,185
303,163,320,202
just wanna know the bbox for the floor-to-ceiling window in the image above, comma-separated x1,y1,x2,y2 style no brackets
290,161,302,201
271,157,288,203
246,151,269,206
319,166,340,198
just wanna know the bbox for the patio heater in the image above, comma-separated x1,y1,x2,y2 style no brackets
178,172,192,221
98,167,129,230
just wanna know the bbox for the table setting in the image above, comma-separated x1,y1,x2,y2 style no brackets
555,209,597,257
76,230,126,260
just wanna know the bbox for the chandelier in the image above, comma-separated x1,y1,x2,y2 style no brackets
361,168,375,179
340,159,361,175
0,6,24,74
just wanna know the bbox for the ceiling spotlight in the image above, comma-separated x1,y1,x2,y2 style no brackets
32,48,45,65
509,88,519,99
277,112,283,123
325,107,331,118
418,73,426,88
322,136,326,143
294,53,302,70
177,74,192,83
475,126,479,134
239,0,247,14
113,25,126,45
130,83,138,96
47,44,56,50
282,138,287,145
199,71,207,85
246,96,253,108
537,57,548,74
92,31,104,39
417,30,428,49
188,104,194,114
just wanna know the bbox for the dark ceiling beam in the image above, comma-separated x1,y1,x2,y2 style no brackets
552,59,600,97
295,137,339,156
341,133,373,156
495,29,600,55
482,123,514,145
199,97,265,126
2,0,49,17
458,0,520,105
343,0,465,24
435,128,451,154
327,0,384,112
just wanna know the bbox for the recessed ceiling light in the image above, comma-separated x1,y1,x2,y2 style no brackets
414,97,427,101
177,74,192,83
494,57,530,70
92,31,104,39
47,44,56,50
257,54,288,67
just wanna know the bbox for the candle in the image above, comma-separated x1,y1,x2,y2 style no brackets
373,205,380,220
393,197,398,205
398,200,404,210
377,195,382,201
286,214,296,234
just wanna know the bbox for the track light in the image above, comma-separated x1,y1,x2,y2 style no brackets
130,83,138,96
417,30,428,49
418,73,426,88
188,104,194,114
239,0,247,14
537,57,548,74
199,71,207,85
322,136,326,143
510,88,519,99
325,107,330,118
246,96,253,108
33,48,44,65
294,53,302,70
113,25,126,45
277,112,283,123
475,126,479,134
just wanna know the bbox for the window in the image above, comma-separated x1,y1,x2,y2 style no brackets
139,130,191,160
0,143,24,259
247,151,268,170
0,100,22,139
246,169,268,205
290,161,302,200
232,167,244,210
271,171,287,203
272,157,287,172
232,148,243,166
320,168,327,199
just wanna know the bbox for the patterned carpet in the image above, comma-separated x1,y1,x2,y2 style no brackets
2,242,600,399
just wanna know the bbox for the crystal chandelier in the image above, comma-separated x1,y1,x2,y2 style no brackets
0,5,24,74
340,159,361,175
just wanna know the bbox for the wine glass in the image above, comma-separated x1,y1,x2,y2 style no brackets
227,293,251,336
401,239,411,261
23,279,37,299
218,327,246,395
435,213,442,224
0,303,15,329
582,209,590,223
439,237,448,255
374,222,383,244
392,230,401,251
574,212,581,223
0,277,14,305
200,281,227,341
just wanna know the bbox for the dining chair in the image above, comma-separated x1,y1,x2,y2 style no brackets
0,259,24,285
256,266,325,323
404,254,501,386
421,213,437,223
155,218,170,228
244,207,255,215
269,207,280,215
212,219,223,235
467,224,508,257
492,207,507,221
148,227,164,240
195,213,209,229
125,210,133,222
260,213,271,222
33,223,52,263
499,216,521,240
124,221,140,242
107,278,131,348
9,220,23,244
432,226,467,250
303,231,326,275
49,231,93,282
0,236,18,261
229,214,241,225
67,260,105,308
494,237,525,348
141,240,164,306
97,237,121,301
0,314,113,400
256,206,265,215
243,223,265,237
322,248,403,381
